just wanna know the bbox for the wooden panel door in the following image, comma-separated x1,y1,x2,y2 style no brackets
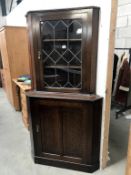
62,108,83,158
30,100,62,158
40,106,62,155
28,95,102,172
30,98,93,164
61,105,94,165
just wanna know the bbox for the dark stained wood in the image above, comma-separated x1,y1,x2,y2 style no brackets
26,6,99,16
26,7,99,93
26,7,102,173
90,9,99,93
34,156,99,173
81,8,99,93
26,90,101,101
27,95,102,172
62,108,83,158
40,107,62,155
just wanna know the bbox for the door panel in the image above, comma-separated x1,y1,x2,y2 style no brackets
30,99,96,164
40,107,62,155
62,108,83,158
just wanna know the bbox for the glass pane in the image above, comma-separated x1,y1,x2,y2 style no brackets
41,21,54,40
69,41,81,54
49,50,61,63
57,58,68,66
63,50,74,63
44,68,56,86
69,20,82,39
69,57,81,66
55,41,67,54
55,21,67,39
69,68,81,87
42,41,54,54
40,18,82,89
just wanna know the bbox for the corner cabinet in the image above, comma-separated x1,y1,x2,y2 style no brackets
26,7,103,173
27,7,99,93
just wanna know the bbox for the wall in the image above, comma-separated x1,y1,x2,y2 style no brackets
115,0,131,48
0,3,6,27
6,0,112,168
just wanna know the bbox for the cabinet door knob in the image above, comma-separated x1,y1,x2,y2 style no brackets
38,51,41,59
36,124,39,133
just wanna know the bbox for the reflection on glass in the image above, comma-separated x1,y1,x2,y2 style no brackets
69,21,82,39
55,41,67,54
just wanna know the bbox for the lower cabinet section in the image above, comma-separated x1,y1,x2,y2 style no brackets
27,92,102,173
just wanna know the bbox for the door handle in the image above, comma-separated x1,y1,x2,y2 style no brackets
36,124,39,133
38,51,41,59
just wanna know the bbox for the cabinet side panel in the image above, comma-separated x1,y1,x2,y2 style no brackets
6,27,30,110
6,27,30,77
82,9,99,93
0,29,14,105
92,99,102,164
90,9,99,93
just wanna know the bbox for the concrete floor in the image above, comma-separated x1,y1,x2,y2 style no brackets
0,88,129,175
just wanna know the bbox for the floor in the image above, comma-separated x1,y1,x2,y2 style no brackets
0,88,130,175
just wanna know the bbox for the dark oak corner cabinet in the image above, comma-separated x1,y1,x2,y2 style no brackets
26,7,103,173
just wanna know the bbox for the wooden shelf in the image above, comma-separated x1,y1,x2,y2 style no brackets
26,91,102,101
45,66,81,74
44,74,59,78
45,65,81,69
43,39,82,42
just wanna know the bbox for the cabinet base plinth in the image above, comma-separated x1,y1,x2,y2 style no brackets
34,156,99,173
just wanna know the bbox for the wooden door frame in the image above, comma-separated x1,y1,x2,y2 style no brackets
101,0,118,169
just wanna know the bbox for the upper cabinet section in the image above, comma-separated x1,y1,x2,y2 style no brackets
26,7,99,93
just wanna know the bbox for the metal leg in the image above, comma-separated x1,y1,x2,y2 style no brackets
116,106,131,119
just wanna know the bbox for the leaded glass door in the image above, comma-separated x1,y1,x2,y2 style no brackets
29,8,99,93
40,19,82,91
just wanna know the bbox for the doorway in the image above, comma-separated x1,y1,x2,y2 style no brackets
106,0,131,174
101,1,131,174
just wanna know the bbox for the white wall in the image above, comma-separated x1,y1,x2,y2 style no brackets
115,0,131,48
6,0,112,168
